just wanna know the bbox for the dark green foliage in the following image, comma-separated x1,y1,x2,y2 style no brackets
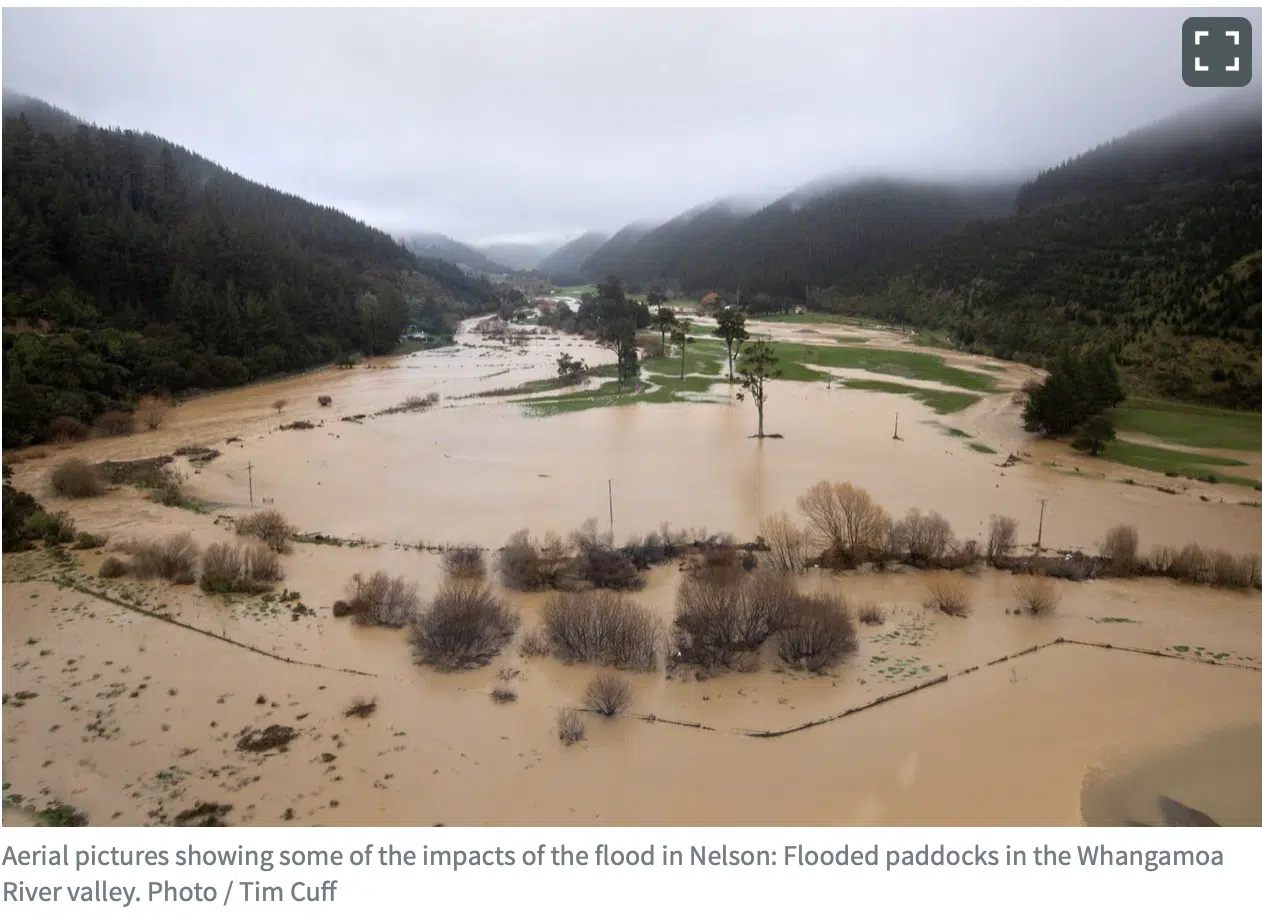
2,483,46,552
556,352,587,382
1023,348,1126,437
23,510,77,547
1,94,493,447
713,307,749,381
736,340,783,438
586,276,649,384
1073,414,1118,457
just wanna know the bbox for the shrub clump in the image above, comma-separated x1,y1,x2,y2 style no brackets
442,545,486,581
773,592,858,673
556,707,586,746
889,508,954,566
136,395,170,431
235,510,295,553
857,602,886,625
584,672,633,716
797,481,891,567
987,515,1019,562
519,627,550,658
1207,551,1260,590
318,395,333,407
497,528,568,590
759,512,809,573
1100,524,1140,575
539,592,661,670
1013,575,1059,615
121,533,199,583
926,574,972,617
24,510,78,546
200,543,284,594
568,519,643,590
490,685,518,704
94,411,136,437
47,415,91,444
410,581,520,670
344,571,421,627
50,459,105,498
672,569,796,668
74,531,106,550
99,556,129,578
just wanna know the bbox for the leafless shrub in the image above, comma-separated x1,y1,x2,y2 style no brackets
1100,524,1140,575
490,685,518,704
1169,543,1208,583
343,697,377,718
383,392,440,415
797,481,892,566
556,707,585,745
636,332,664,359
498,528,568,590
318,395,333,407
1146,544,1175,574
759,512,809,573
332,600,353,618
121,533,199,582
137,395,170,430
519,627,550,657
672,569,795,668
926,574,972,617
235,509,295,553
99,556,128,578
1014,575,1059,615
50,458,105,498
540,592,660,670
857,602,885,625
345,571,421,627
584,673,632,716
442,545,486,580
774,592,858,672
890,508,954,565
568,518,643,590
410,580,520,670
1208,551,1259,590
272,399,288,413
987,515,1018,562
47,415,90,444
199,542,284,594
94,410,135,437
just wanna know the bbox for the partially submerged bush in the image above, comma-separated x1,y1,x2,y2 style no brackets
345,571,421,628
74,531,106,550
317,395,333,407
556,707,586,745
1208,551,1259,590
122,533,199,583
539,592,660,670
672,569,796,668
857,602,886,625
890,508,954,565
926,574,972,617
1100,524,1140,575
519,627,550,657
1013,575,1059,615
774,592,858,673
50,459,105,498
987,515,1018,562
567,520,643,590
47,415,90,444
759,512,809,573
498,528,568,590
136,395,170,431
442,545,486,581
200,542,284,594
584,673,632,716
25,510,77,546
99,556,128,578
235,510,295,553
94,411,135,437
410,581,520,670
797,481,892,566
1168,543,1208,583
490,685,517,704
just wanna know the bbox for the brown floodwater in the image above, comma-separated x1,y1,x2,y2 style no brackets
4,316,1260,827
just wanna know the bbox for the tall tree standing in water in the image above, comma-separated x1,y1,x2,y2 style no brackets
736,339,782,438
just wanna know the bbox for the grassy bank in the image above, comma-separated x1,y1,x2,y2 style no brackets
1112,397,1262,453
1104,439,1260,489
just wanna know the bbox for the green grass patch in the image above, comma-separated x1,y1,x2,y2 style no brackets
773,342,996,392
941,426,972,439
1112,397,1262,452
838,378,981,414
644,339,727,378
757,312,883,328
835,335,869,344
968,442,998,454
1103,439,1259,488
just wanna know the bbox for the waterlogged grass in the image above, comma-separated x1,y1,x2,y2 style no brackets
1112,397,1262,453
838,378,982,415
772,342,997,392
1103,439,1260,488
942,426,972,439
968,442,998,454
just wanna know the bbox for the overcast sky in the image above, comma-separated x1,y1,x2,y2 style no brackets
1,7,1241,246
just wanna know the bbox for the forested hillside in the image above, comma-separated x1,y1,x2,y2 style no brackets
578,222,656,282
400,231,510,275
534,231,609,285
826,90,1262,409
2,93,493,447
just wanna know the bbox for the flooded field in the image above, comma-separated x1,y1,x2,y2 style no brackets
4,316,1261,827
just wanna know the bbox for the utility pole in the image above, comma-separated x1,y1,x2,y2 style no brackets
1036,499,1048,550
893,412,901,441
607,479,614,543
247,462,254,507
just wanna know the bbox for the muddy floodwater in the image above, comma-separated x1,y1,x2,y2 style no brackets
4,317,1260,827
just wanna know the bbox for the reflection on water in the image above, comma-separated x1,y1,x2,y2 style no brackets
1080,723,1262,827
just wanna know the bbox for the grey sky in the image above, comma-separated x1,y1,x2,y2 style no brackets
1,7,1241,246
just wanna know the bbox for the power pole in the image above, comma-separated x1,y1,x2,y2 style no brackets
247,462,254,507
607,479,614,543
1035,499,1048,550
893,412,901,441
